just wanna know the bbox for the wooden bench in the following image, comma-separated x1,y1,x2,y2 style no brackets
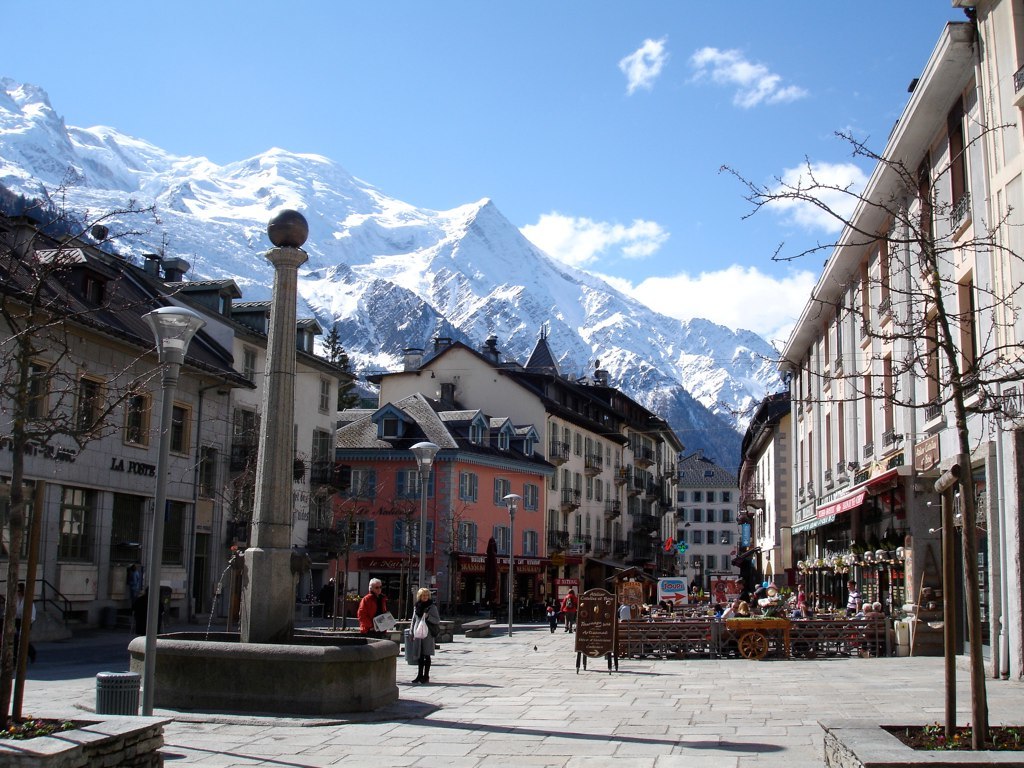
462,619,496,638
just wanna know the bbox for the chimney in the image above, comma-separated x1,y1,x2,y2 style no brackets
594,368,610,386
481,334,499,363
439,382,456,408
143,254,161,277
433,336,453,352
403,347,424,371
161,257,191,282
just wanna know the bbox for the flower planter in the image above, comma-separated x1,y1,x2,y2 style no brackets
0,716,167,767
822,719,1024,766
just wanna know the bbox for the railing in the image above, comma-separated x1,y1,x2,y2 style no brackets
593,536,611,555
862,442,874,459
309,460,333,485
924,401,943,422
604,500,621,518
549,440,570,465
4,579,75,626
547,531,570,550
584,453,604,475
560,488,581,510
1015,63,1024,93
823,469,833,488
230,442,256,472
951,191,971,228
882,429,897,447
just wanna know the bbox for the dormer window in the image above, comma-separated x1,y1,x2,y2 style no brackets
498,431,510,451
372,404,411,441
523,436,534,457
83,274,105,304
382,416,400,438
469,422,483,444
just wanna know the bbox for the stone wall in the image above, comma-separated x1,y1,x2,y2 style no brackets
0,717,166,768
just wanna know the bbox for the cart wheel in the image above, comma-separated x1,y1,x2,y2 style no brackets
738,631,769,660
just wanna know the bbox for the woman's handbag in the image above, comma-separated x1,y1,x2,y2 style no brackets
413,614,429,639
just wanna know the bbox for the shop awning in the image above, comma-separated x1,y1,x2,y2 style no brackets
790,514,836,535
816,490,867,519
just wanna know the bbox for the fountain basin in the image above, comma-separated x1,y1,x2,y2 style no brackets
127,631,399,715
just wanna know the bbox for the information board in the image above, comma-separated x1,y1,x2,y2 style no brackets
574,588,615,658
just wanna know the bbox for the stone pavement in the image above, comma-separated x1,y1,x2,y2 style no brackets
17,621,1024,767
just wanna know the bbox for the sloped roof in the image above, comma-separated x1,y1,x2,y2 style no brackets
678,449,737,487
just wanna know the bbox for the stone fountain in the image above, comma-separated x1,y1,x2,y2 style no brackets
128,211,398,715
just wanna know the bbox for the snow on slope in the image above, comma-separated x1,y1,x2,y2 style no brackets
0,79,783,468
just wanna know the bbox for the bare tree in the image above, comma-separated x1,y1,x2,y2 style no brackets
723,124,1023,746
0,196,157,725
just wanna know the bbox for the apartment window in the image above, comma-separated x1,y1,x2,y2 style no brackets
721,509,733,523
397,468,430,498
925,314,941,406
959,277,978,374
311,429,332,465
170,403,192,454
720,530,733,545
26,362,49,419
692,508,703,522
585,476,594,501
707,509,717,523
459,472,479,502
692,530,704,544
319,378,331,413
706,491,715,503
242,347,257,381
163,500,187,565
349,520,375,551
574,432,582,456
595,480,603,502
58,486,94,561
523,483,539,510
498,430,510,451
721,491,731,503
350,468,377,498
948,98,967,211
493,477,512,504
458,521,478,553
692,490,703,502
882,355,894,433
199,446,218,498
75,377,103,432
523,529,538,557
394,519,434,553
381,416,400,439
124,392,151,446
494,524,511,555
720,555,731,571
469,422,483,444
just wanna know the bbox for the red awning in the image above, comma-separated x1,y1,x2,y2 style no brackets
816,490,866,519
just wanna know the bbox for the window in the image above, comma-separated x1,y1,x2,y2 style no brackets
0,484,34,559
721,555,731,571
494,524,511,555
523,483,539,510
498,430,510,451
163,500,187,565
199,447,218,498
948,97,967,212
585,476,594,500
706,491,715,503
720,530,733,545
469,421,484,444
170,403,191,454
319,378,331,413
595,481,603,502
959,277,978,375
706,509,717,523
83,274,105,304
459,472,479,501
721,509,733,523
458,521,478,552
692,490,703,502
75,377,103,432
124,392,151,446
311,429,332,464
692,508,703,522
59,486,94,561
574,432,582,456
348,520,375,551
393,519,434,553
26,362,48,419
721,491,731,503
382,416,400,439
350,468,377,498
692,530,704,544
396,468,424,498
242,347,257,381
523,529,538,557
493,477,512,504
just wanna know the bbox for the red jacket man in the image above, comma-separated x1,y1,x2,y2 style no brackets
357,578,388,633
561,589,578,633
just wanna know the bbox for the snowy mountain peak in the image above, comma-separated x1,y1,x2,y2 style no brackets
0,78,782,467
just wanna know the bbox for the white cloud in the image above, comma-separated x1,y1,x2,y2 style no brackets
619,38,668,95
521,212,669,267
767,161,868,233
690,47,807,108
626,265,818,345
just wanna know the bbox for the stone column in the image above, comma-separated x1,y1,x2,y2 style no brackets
240,210,309,644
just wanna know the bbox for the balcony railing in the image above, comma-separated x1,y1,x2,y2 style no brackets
230,442,257,473
823,469,833,488
951,191,971,228
593,536,611,555
863,441,875,459
604,500,621,518
584,453,604,476
924,401,943,422
309,460,333,485
614,466,629,486
1015,63,1024,94
547,530,570,550
634,446,655,468
549,440,570,466
560,488,581,511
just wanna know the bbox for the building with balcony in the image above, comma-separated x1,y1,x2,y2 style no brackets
675,451,739,593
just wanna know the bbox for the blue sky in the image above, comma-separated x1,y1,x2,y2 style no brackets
5,2,964,344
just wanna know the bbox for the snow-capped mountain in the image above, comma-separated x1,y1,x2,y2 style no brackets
0,78,782,469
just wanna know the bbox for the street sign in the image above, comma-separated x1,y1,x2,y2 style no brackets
657,577,689,606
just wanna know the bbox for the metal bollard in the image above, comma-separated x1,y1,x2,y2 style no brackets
95,671,141,715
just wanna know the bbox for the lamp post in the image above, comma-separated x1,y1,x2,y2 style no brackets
141,306,206,716
410,442,439,594
503,493,521,636
691,555,705,594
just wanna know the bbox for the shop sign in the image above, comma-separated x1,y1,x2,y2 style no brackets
914,434,940,472
1,436,78,463
657,578,688,606
358,557,409,570
574,588,615,658
109,457,156,476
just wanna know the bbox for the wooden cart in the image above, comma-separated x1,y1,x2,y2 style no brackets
725,617,791,660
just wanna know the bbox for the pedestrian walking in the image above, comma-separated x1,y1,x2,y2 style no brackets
318,578,337,618
546,603,558,633
561,588,578,633
127,563,143,604
357,578,388,635
408,587,441,684
15,583,36,663
846,580,861,617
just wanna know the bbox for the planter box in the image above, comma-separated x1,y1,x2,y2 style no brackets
0,717,167,768
822,719,1024,766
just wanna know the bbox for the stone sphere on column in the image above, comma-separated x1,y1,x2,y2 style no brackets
267,209,309,248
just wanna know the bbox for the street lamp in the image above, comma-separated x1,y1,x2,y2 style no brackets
503,493,521,636
691,555,705,593
410,441,440,594
141,306,205,716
